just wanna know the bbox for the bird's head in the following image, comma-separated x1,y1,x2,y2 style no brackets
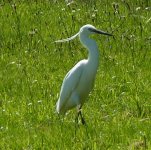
79,24,112,37
55,24,112,43
80,24,96,35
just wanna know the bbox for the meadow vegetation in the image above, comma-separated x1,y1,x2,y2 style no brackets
0,0,151,149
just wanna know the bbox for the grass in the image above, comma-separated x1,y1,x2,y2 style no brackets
0,0,151,149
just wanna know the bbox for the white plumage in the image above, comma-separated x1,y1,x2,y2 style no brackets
56,24,112,123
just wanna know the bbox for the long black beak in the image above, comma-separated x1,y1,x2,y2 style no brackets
89,28,113,36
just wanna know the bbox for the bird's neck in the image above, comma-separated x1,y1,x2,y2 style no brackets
80,35,99,71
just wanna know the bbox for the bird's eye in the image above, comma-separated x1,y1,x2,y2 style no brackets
88,28,95,33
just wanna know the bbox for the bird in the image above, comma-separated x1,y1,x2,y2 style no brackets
55,24,112,124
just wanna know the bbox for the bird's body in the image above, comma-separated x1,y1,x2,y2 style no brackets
56,24,112,122
57,58,97,114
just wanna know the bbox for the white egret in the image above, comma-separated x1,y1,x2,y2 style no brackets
56,24,112,124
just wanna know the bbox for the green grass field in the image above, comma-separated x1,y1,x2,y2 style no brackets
0,0,151,149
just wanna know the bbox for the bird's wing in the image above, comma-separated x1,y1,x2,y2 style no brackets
57,60,86,113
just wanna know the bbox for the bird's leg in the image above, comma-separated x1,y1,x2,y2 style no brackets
78,107,89,137
75,113,79,124
77,106,86,125
74,107,87,136
75,105,86,125
78,110,86,125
